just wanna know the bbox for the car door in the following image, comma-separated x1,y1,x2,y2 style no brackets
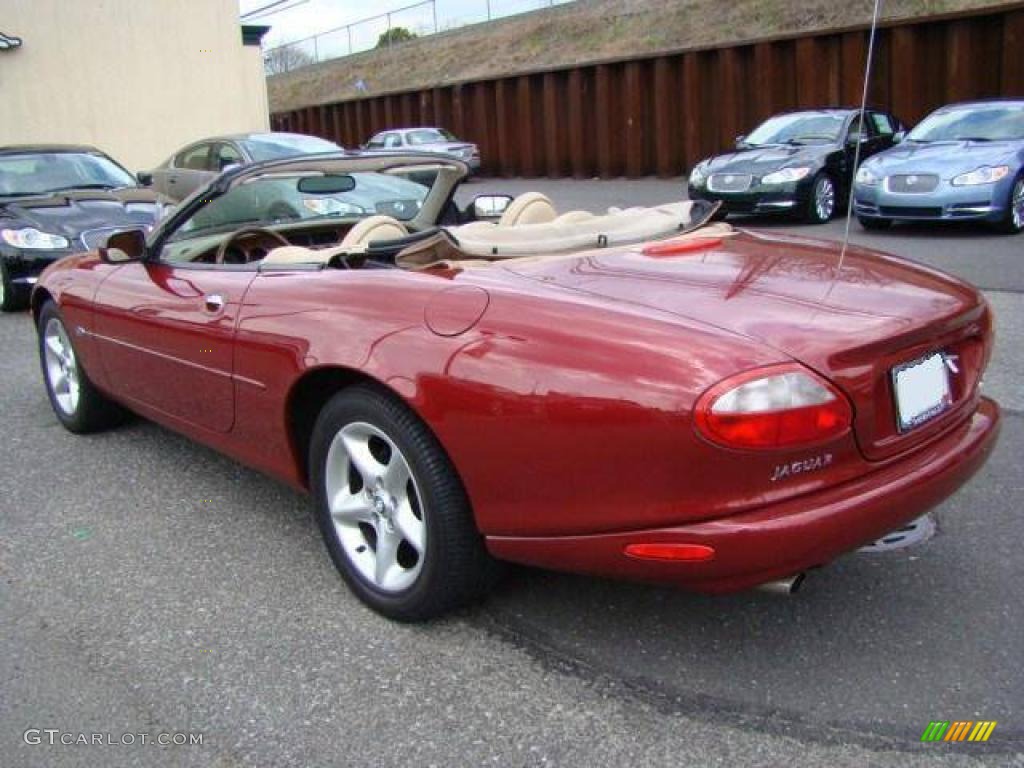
163,143,216,201
91,249,256,433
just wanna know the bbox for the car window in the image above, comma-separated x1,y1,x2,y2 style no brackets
405,129,454,145
163,170,433,252
365,135,386,149
176,144,213,171
0,151,136,197
908,105,1024,142
846,114,866,142
214,143,243,171
383,133,403,148
870,112,895,136
744,113,846,145
239,134,341,162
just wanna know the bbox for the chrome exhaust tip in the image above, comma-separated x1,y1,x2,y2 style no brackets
756,573,806,596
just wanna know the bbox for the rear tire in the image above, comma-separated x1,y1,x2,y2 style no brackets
995,175,1024,234
309,385,499,621
858,216,892,231
37,301,126,433
803,173,836,224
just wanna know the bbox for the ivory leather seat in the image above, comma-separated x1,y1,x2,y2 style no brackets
261,215,409,265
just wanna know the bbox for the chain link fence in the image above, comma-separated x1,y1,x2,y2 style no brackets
263,0,575,75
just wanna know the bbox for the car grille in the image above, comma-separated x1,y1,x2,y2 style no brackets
879,205,943,218
885,174,940,194
707,174,753,193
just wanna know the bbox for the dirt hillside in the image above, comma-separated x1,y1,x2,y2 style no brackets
268,0,1015,112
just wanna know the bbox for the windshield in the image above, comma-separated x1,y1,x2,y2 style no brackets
168,170,431,242
240,134,342,162
744,113,846,146
0,151,136,197
405,129,456,145
907,105,1024,142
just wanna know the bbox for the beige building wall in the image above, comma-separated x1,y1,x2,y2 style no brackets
0,0,270,171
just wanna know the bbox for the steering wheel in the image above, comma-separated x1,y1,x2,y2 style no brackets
214,226,290,265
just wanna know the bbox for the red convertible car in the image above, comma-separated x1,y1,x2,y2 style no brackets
32,152,1000,621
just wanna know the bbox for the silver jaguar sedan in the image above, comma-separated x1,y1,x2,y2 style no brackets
853,99,1024,234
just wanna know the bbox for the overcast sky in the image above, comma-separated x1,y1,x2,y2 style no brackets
239,0,564,51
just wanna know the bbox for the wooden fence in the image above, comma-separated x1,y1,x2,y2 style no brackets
270,5,1024,178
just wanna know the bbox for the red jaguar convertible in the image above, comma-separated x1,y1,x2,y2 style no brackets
32,152,1000,620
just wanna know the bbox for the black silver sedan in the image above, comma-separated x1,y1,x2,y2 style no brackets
688,108,905,224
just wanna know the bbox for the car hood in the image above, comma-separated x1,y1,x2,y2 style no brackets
863,140,1021,176
496,228,979,372
0,188,164,243
700,144,833,175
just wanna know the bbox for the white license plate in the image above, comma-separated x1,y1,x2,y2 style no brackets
892,353,952,432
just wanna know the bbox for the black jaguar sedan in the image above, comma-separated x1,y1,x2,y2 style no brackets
687,108,905,223
0,145,170,311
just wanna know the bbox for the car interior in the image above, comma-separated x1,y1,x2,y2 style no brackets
153,154,726,272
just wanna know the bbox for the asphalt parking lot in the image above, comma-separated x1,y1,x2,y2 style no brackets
3,179,1022,767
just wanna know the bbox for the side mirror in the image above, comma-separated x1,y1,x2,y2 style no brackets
220,162,242,174
734,134,746,148
137,171,153,186
99,228,147,263
847,133,868,146
893,130,906,144
472,194,513,219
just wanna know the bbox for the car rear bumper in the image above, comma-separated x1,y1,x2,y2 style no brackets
854,182,1009,222
486,397,1000,593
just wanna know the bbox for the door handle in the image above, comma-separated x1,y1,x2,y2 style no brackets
204,293,225,312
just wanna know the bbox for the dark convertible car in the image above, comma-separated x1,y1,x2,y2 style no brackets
1,145,170,311
688,108,905,223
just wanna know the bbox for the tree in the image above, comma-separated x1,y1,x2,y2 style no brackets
376,27,417,48
263,45,315,75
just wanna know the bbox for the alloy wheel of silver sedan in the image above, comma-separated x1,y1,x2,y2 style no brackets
324,421,426,593
1012,177,1024,232
43,317,81,416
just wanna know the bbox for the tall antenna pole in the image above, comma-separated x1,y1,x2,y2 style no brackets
839,0,884,268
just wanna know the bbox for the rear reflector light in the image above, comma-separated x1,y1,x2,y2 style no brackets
624,543,716,562
695,364,852,449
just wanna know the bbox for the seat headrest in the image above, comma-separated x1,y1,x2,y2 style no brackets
499,192,557,226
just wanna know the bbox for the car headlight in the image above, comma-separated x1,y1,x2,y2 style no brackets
0,227,70,250
761,167,812,185
301,198,366,216
689,164,708,186
855,166,880,186
951,165,1010,186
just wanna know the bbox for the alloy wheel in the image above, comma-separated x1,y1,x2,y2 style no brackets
43,318,80,415
1012,178,1024,231
324,421,426,593
815,176,836,221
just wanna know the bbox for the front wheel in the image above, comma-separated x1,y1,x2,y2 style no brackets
803,173,836,224
309,386,498,621
38,302,126,433
995,175,1024,234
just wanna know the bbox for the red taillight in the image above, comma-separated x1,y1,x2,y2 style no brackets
624,543,716,562
695,364,852,450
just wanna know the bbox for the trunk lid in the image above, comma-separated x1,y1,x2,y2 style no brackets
500,229,990,461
